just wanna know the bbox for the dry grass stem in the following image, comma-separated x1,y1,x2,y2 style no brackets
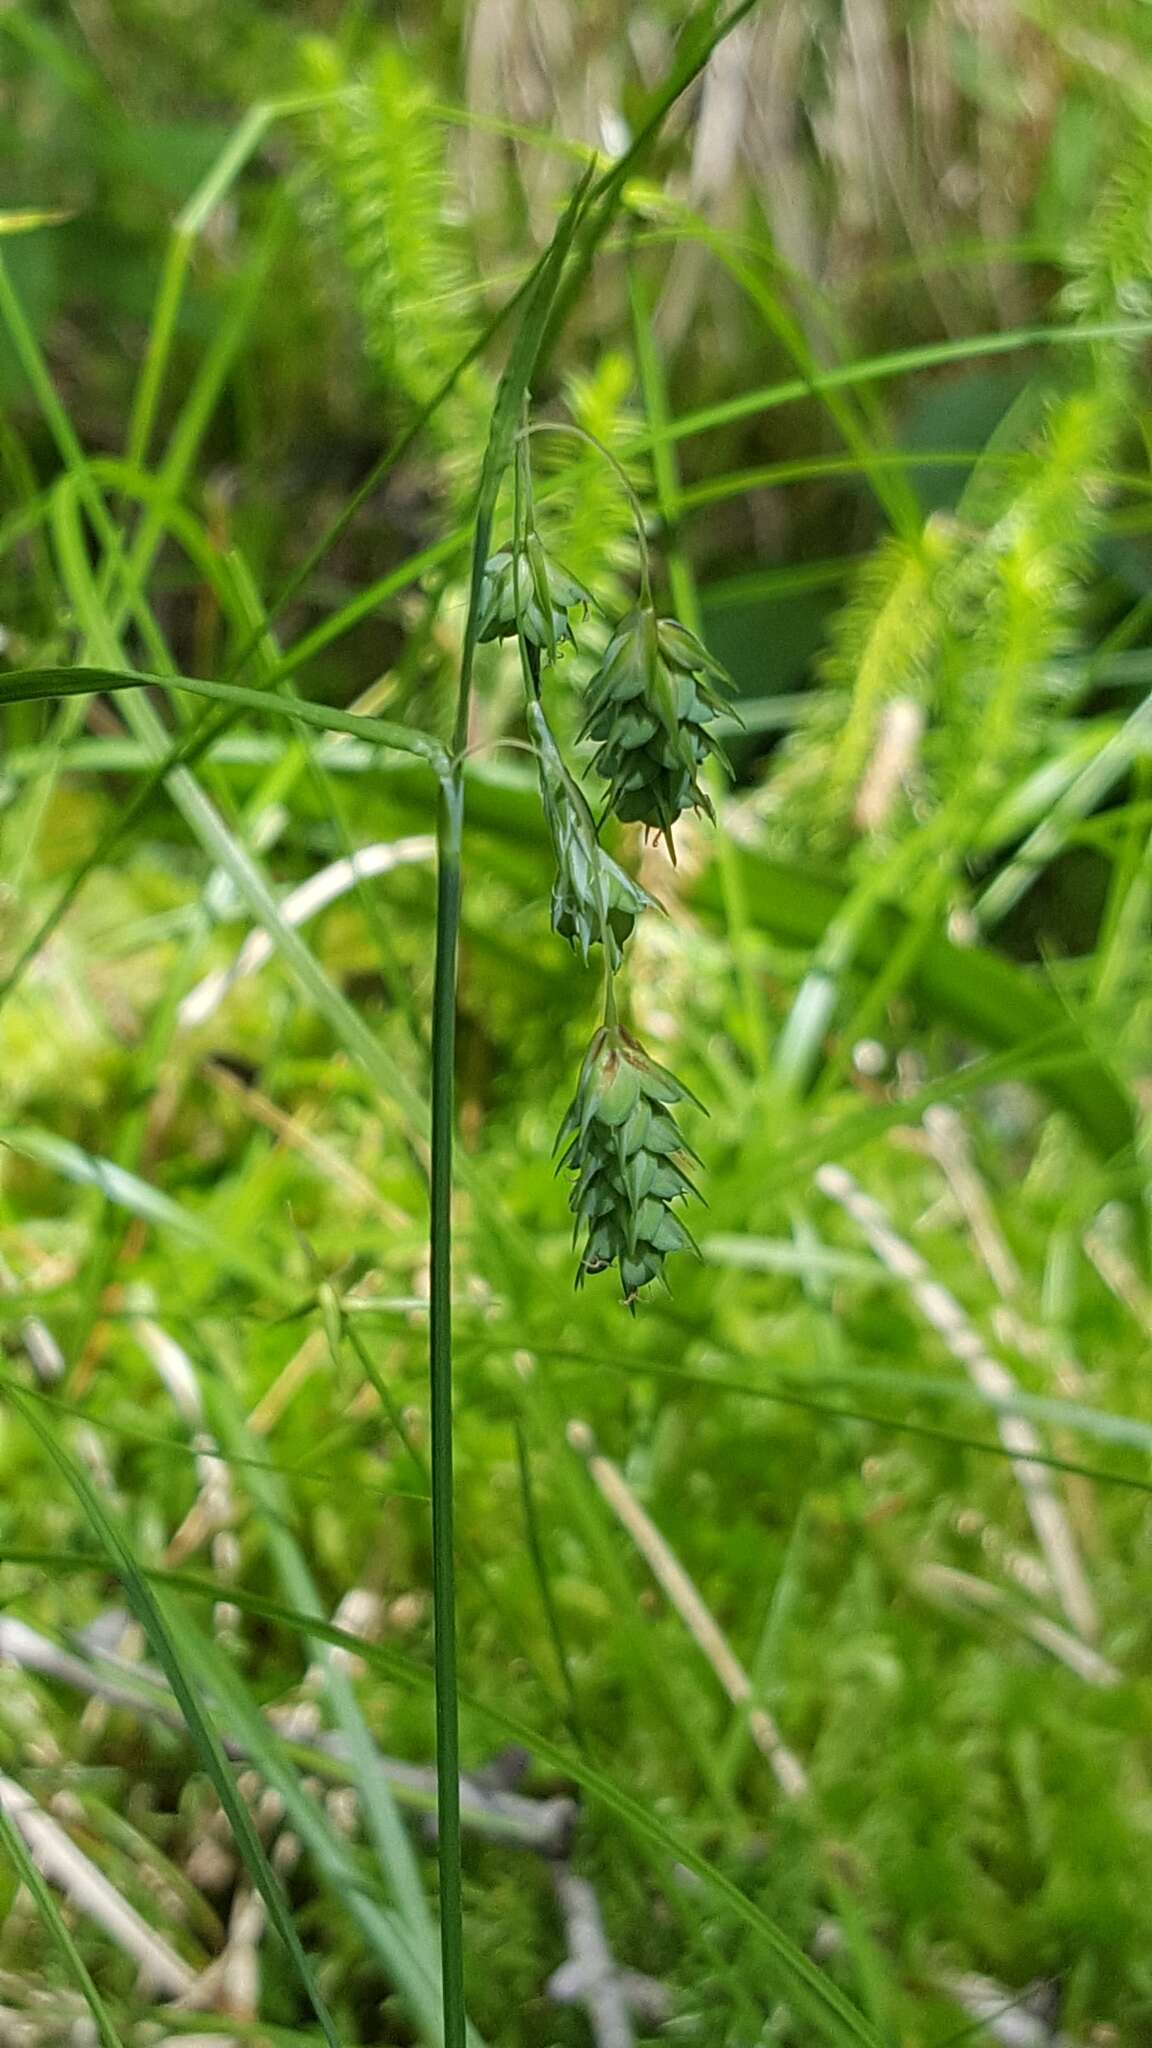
0,1773,195,1999
566,1421,809,1800
177,836,434,1029
817,1163,1100,1642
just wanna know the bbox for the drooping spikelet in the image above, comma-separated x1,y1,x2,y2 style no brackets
476,536,589,665
581,607,733,845
556,1026,700,1307
529,702,655,968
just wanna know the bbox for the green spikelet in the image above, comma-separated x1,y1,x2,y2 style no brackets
528,701,655,967
581,606,733,845
477,537,590,664
556,1026,700,1307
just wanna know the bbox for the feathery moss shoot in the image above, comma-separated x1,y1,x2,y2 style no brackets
556,1025,701,1308
581,605,733,846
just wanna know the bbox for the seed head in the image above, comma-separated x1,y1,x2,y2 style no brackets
530,702,655,968
581,607,733,847
476,535,589,666
556,1025,701,1307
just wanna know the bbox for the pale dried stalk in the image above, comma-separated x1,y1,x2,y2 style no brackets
914,1565,1118,1687
0,1251,64,1385
655,17,752,350
854,697,924,834
203,1059,410,1228
0,1616,179,1729
920,1110,1099,1557
245,1328,328,1436
202,1886,266,2021
177,836,434,1028
816,1163,1099,1642
1084,1211,1152,1336
566,1422,809,1800
133,1319,239,1629
0,1773,194,1999
921,1103,1022,1301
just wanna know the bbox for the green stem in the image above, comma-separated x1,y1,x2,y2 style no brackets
429,767,466,2048
519,418,652,599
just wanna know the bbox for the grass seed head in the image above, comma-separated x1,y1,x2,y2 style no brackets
530,701,655,968
581,606,733,848
556,1024,700,1308
477,536,589,664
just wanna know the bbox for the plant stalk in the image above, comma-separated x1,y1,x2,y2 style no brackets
429,765,467,2048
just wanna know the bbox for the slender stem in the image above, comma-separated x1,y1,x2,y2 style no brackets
429,768,466,2048
519,419,652,600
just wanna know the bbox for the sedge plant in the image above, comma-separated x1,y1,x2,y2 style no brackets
0,10,772,2041
426,324,733,2034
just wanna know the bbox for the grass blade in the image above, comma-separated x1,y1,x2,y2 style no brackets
4,1386,345,2048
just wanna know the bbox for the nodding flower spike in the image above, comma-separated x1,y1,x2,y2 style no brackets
580,605,734,851
476,536,590,666
530,701,657,969
555,1025,701,1308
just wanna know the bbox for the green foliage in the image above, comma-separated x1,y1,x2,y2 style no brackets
476,536,588,657
299,35,491,483
530,699,655,969
581,606,734,841
4,4,1152,2045
556,1025,700,1304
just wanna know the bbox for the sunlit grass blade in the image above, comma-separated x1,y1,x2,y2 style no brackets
0,1127,299,1306
206,1377,438,1951
0,663,445,766
691,847,1139,1168
3,1386,344,2048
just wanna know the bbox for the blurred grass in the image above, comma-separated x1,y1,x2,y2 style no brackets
3,3,1152,2045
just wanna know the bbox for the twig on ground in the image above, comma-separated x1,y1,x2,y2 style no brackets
0,1614,577,1856
548,1865,670,2048
934,1967,1074,2047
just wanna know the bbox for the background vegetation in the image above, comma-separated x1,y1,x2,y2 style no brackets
2,2,1152,2042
